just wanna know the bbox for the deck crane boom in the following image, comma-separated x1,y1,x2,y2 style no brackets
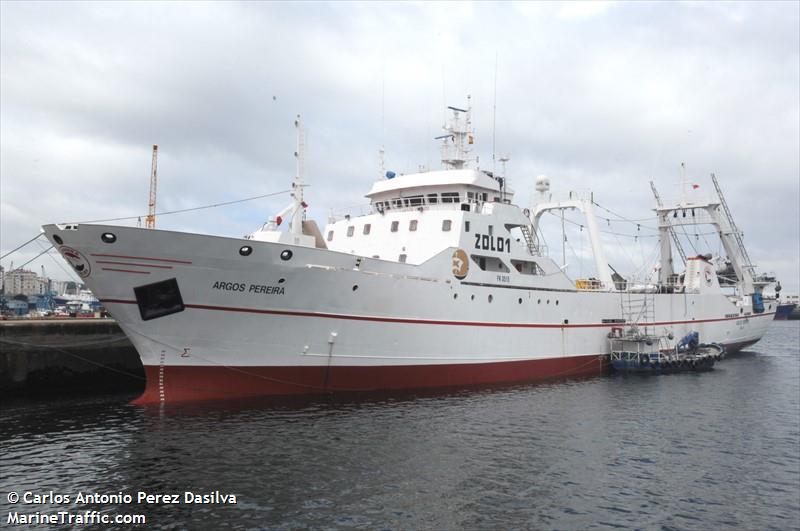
145,145,158,229
711,173,755,279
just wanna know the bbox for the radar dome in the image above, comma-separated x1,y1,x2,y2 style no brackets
535,175,550,193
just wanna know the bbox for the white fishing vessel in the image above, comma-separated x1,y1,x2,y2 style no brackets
42,103,776,403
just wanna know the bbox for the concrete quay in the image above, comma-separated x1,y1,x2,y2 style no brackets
0,319,144,396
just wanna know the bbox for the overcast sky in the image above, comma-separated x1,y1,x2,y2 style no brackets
1,1,798,292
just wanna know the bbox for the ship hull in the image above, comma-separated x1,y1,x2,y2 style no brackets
774,303,796,320
42,224,775,404
132,355,606,403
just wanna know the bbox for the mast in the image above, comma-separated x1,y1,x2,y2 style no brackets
651,173,755,294
291,115,306,235
651,180,686,283
437,95,473,170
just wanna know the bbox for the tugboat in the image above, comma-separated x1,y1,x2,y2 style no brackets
610,329,726,374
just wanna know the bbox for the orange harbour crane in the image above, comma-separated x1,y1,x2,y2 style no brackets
145,144,158,229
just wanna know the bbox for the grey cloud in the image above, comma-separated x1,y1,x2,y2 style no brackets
1,1,797,291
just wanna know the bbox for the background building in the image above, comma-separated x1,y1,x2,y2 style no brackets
1,268,48,296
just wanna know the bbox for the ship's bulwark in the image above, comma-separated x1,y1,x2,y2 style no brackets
132,355,607,404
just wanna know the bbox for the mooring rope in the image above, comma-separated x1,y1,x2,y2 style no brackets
0,233,44,260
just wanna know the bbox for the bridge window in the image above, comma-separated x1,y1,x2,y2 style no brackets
409,220,418,231
391,221,399,232
427,194,438,204
441,192,460,203
407,196,423,207
363,224,371,235
442,220,452,232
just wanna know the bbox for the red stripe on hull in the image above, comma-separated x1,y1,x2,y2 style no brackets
99,298,776,329
131,355,606,404
95,260,173,269
90,253,192,264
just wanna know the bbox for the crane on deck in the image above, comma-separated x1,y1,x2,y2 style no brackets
145,145,158,229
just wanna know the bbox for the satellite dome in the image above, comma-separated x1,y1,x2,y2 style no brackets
535,175,550,193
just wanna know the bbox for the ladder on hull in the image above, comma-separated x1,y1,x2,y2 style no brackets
620,291,655,336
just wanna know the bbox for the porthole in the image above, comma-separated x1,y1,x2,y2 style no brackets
352,285,359,291
547,299,550,304
280,249,293,261
239,245,253,256
537,299,541,304
471,294,475,301
101,232,116,244
488,294,493,303
518,298,523,304
53,234,63,245
453,293,458,299
564,319,569,324
278,278,285,284
555,300,559,306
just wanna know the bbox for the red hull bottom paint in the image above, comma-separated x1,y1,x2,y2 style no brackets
131,354,606,404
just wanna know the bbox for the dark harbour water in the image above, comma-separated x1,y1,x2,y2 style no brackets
1,322,798,530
